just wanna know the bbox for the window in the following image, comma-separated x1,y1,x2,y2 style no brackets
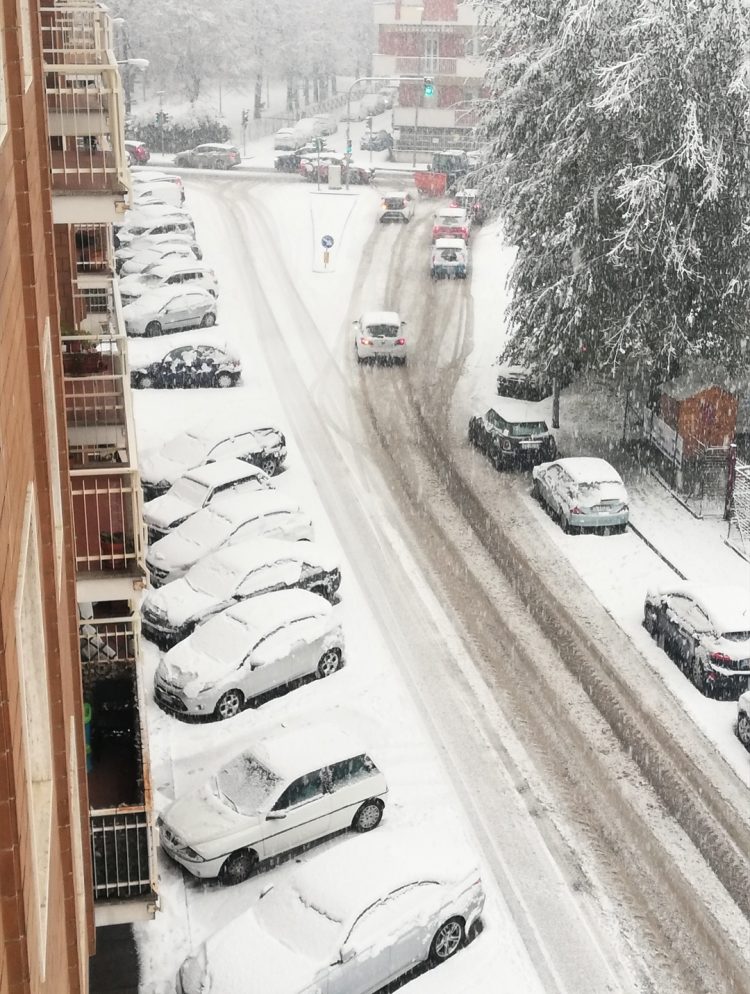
273,771,324,809
424,37,439,72
42,324,65,584
15,486,54,974
329,755,376,790
20,0,33,89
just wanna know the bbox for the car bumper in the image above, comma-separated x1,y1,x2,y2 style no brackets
159,829,225,878
142,481,170,502
431,265,467,278
141,618,191,650
356,346,407,361
154,677,218,716
146,523,170,545
565,510,629,530
706,666,750,696
380,212,408,222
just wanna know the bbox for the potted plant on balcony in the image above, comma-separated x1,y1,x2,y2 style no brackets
62,325,106,376
100,530,134,568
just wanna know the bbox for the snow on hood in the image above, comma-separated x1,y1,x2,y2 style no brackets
647,582,750,635
140,431,213,486
143,577,217,628
147,511,229,570
195,537,338,580
556,457,624,486
162,778,255,847
143,491,197,530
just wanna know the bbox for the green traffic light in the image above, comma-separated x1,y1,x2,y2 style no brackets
424,80,434,97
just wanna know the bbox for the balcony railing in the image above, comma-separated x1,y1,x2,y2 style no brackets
80,611,157,920
372,53,486,79
69,466,145,577
42,3,129,202
63,331,131,455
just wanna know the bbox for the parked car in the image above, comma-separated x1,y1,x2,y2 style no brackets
273,127,300,150
431,237,469,279
118,242,199,276
140,538,341,648
122,286,217,338
159,724,385,885
377,87,398,109
293,117,323,142
469,401,556,468
173,143,241,169
451,188,485,225
133,180,185,208
130,343,241,391
131,169,183,187
644,583,750,697
312,113,338,136
496,362,553,401
119,201,193,229
532,457,630,533
124,139,150,164
176,828,484,994
116,231,201,271
737,689,750,748
432,206,471,242
361,128,393,152
353,310,407,364
301,158,373,185
379,191,414,223
119,261,218,304
143,458,273,544
146,489,313,586
154,589,346,720
116,216,196,249
139,425,287,501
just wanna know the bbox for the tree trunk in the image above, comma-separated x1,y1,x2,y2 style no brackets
313,76,320,103
286,76,295,112
254,73,263,118
303,77,310,105
331,74,337,95
552,377,560,429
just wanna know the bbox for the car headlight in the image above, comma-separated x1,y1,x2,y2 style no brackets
176,845,206,862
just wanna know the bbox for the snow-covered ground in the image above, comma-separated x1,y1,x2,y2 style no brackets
130,134,749,993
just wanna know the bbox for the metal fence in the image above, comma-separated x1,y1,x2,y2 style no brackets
728,459,750,559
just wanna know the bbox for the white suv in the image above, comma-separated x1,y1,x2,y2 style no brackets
158,724,388,883
119,261,219,303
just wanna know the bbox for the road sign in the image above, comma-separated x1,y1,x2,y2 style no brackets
321,235,334,249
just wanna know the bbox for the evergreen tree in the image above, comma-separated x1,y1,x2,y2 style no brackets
478,0,750,384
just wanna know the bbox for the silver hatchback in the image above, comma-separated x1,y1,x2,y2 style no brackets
353,310,407,365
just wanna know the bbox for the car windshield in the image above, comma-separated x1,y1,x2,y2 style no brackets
215,755,280,815
384,198,405,209
722,630,750,642
170,476,210,508
139,273,162,285
186,556,245,598
509,421,548,437
175,510,229,549
127,226,147,235
366,324,399,338
162,432,210,466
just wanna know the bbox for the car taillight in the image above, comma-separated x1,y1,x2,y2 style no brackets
570,506,585,515
396,338,406,345
360,337,373,346
710,652,733,665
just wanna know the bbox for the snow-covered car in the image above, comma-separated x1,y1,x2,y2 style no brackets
122,286,217,337
115,215,195,248
273,127,300,150
496,363,553,401
532,457,630,533
737,690,750,749
130,343,241,391
469,401,556,469
140,425,287,501
353,310,407,364
124,139,150,164
430,237,469,279
118,201,193,229
140,538,341,649
379,191,414,223
116,231,201,271
312,113,338,136
143,458,273,544
644,582,750,698
117,242,198,276
130,169,184,191
176,828,484,994
118,261,218,304
160,724,384,883
146,489,313,586
173,143,240,169
154,588,345,719
431,206,470,243
302,158,373,185
132,178,185,208
451,188,485,225
361,129,393,152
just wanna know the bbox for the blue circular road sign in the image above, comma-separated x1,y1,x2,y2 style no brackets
321,235,334,249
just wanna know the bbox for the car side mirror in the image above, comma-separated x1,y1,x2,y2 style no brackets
266,810,286,820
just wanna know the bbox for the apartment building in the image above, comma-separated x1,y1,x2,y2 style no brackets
372,0,486,155
1,0,155,989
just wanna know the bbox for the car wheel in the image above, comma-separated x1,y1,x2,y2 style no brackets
215,372,235,388
219,848,257,886
214,689,244,720
351,799,382,833
258,454,278,476
429,917,465,964
690,655,709,695
316,647,341,679
144,321,162,337
643,609,657,638
531,479,541,501
138,374,155,389
738,710,750,749
216,159,228,170
201,311,217,328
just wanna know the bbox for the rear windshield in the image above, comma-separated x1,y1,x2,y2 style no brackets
384,197,405,209
509,421,548,437
365,324,399,337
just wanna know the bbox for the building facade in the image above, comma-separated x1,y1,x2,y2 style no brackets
1,0,155,990
372,0,486,155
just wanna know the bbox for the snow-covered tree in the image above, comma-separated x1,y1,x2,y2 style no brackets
478,0,750,385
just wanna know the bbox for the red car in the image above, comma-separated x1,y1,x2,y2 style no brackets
431,206,470,242
125,140,151,165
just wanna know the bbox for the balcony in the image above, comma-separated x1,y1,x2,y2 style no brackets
374,1,479,25
80,607,157,924
372,53,486,79
42,2,129,223
394,105,480,129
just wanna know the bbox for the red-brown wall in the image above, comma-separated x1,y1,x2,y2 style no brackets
0,1,93,992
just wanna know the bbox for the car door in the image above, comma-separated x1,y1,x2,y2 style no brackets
664,595,709,661
189,346,217,386
162,346,190,387
262,770,331,859
326,754,380,833
160,295,188,332
240,624,303,699
326,896,407,994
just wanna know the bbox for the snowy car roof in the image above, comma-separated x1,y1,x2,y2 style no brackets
252,723,368,782
185,457,267,488
434,238,467,249
435,207,467,219
490,398,549,423
193,536,334,578
121,285,213,313
554,457,623,485
360,310,401,325
207,488,302,524
651,583,750,632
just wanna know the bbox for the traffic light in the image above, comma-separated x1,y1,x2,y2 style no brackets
346,138,352,155
241,108,249,127
423,77,434,97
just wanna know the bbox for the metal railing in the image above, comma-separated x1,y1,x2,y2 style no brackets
63,331,131,456
90,808,154,901
69,466,144,574
42,2,128,196
75,222,114,275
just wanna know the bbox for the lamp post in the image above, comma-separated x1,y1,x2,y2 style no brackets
156,90,166,155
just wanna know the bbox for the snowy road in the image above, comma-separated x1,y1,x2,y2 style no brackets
134,171,750,994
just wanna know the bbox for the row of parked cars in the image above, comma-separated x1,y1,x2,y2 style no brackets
469,362,750,706
113,170,243,388
136,418,483,991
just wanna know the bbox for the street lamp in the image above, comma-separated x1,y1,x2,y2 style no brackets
112,16,148,114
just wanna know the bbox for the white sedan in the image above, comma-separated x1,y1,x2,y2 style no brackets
122,286,217,337
146,489,313,585
154,588,344,719
176,828,484,994
532,456,629,533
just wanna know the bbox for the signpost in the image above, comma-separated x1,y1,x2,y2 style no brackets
321,234,334,269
